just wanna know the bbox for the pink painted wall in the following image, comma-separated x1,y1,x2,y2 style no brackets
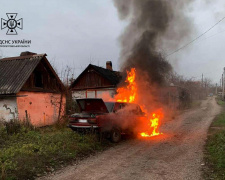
16,91,66,127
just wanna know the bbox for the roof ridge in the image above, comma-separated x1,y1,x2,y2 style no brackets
90,64,120,73
0,54,46,61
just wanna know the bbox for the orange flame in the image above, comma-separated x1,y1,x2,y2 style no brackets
115,68,137,103
140,110,163,137
114,68,163,137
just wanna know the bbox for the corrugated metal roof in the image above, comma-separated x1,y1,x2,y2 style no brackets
0,54,45,94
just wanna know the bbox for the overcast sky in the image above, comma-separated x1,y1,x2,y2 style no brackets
1,0,225,84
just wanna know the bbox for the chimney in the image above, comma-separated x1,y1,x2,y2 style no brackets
106,61,113,71
20,51,37,56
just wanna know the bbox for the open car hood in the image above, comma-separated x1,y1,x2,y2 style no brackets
76,98,109,114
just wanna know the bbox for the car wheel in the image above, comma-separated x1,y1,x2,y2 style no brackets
110,128,121,143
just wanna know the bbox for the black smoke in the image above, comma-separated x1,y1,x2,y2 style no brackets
113,0,194,86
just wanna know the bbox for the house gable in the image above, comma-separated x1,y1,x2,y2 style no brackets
21,58,62,93
70,64,121,91
0,53,65,95
72,66,113,90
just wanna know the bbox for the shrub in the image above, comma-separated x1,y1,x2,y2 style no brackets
3,118,34,135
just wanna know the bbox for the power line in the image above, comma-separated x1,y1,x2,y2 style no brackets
166,15,225,57
198,29,225,42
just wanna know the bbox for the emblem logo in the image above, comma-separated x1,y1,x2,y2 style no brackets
1,13,23,35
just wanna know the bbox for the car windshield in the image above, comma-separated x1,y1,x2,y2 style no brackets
113,103,144,115
128,104,143,115
105,102,114,112
77,99,108,113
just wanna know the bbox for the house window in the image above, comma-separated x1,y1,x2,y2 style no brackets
34,71,43,88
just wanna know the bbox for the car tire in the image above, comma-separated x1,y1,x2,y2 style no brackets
110,128,121,143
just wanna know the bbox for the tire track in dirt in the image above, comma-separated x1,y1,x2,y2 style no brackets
39,97,221,180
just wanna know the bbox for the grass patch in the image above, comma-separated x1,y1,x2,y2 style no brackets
205,131,225,179
0,125,110,180
212,113,225,127
217,99,225,106
216,97,225,106
204,102,225,179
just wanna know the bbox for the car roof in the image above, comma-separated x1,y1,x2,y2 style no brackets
76,99,139,106
76,98,103,100
105,101,138,105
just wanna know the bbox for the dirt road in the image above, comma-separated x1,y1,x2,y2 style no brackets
40,97,220,180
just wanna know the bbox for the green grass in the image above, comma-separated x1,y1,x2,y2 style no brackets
204,108,225,179
0,126,109,180
205,131,225,179
217,99,225,106
212,113,225,127
216,96,225,106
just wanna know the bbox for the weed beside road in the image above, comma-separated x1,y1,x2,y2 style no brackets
204,98,225,179
0,124,109,180
217,99,225,106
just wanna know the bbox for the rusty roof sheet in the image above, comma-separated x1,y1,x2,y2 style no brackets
0,54,46,94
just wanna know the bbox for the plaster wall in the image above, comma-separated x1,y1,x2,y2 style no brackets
17,91,65,127
72,88,116,100
0,97,18,122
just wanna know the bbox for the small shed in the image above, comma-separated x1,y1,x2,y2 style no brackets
70,61,121,99
0,51,66,126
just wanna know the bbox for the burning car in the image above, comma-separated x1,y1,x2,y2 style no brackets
68,98,147,142
68,98,108,131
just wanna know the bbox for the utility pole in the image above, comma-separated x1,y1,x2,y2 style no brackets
223,68,225,100
216,83,217,95
202,73,203,87
222,74,224,99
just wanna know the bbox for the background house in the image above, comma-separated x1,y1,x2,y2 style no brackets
70,62,191,109
70,61,121,99
0,51,65,126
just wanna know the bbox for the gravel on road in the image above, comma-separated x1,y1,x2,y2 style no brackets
39,97,220,180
